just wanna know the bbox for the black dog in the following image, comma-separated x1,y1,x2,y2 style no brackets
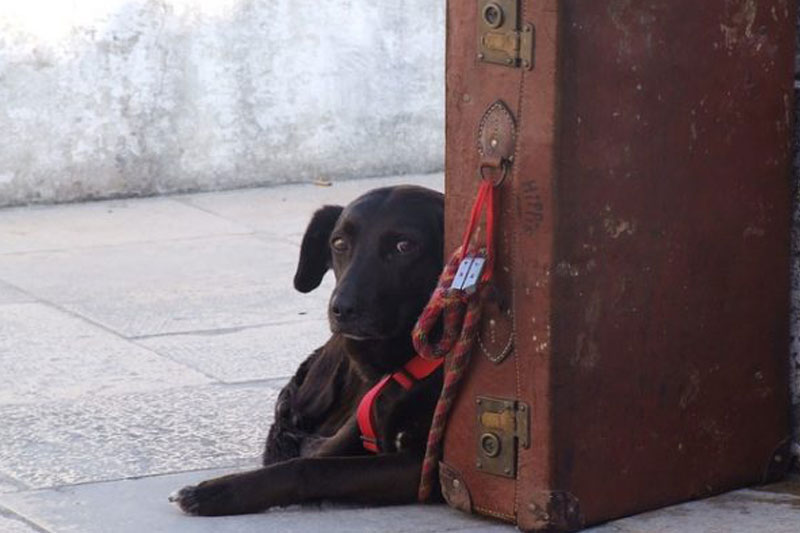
170,185,444,515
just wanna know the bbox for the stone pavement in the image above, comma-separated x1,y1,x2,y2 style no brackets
0,173,797,532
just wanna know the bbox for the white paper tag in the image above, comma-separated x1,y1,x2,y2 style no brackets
463,257,486,291
451,257,474,290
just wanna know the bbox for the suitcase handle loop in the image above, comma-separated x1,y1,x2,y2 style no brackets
478,157,510,188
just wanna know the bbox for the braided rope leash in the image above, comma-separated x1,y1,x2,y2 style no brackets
414,178,497,502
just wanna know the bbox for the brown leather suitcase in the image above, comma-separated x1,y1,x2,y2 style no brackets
439,1,796,530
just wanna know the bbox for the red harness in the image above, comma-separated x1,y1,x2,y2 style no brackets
356,355,444,453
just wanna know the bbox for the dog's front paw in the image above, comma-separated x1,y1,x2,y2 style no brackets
169,484,202,515
169,479,241,516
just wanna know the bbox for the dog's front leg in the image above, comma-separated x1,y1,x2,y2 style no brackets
170,453,422,516
311,415,362,457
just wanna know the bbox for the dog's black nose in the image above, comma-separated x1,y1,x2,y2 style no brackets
330,295,358,321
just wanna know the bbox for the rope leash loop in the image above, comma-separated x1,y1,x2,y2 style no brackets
413,255,469,360
413,168,501,502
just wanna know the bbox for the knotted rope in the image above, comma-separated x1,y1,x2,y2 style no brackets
414,178,497,501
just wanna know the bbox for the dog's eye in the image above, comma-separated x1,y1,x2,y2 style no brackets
395,240,417,254
331,237,348,253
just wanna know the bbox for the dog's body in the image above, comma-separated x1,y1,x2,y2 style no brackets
171,185,444,515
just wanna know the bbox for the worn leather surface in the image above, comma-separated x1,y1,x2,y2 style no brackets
444,1,795,531
439,461,473,513
444,0,559,526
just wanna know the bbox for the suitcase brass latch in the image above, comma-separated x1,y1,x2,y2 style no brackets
476,0,534,70
475,396,530,478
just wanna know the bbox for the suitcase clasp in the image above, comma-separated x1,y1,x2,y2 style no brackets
476,0,534,70
475,396,530,478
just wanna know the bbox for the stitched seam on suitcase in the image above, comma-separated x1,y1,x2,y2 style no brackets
474,505,516,522
511,0,529,521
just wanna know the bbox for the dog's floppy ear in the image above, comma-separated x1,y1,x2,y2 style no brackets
294,205,344,293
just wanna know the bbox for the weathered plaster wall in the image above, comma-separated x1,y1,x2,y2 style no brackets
0,0,445,206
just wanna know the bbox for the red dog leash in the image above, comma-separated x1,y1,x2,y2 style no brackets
357,355,444,453
413,176,498,501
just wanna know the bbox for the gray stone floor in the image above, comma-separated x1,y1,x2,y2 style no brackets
0,173,797,532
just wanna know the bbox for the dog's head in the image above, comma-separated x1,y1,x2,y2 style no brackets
294,186,444,343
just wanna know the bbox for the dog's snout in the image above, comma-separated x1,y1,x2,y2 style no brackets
330,294,358,321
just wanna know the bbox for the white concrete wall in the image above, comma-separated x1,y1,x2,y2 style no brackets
0,0,445,206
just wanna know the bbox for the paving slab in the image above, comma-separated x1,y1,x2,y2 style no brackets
0,468,512,533
0,510,45,533
3,470,798,533
0,383,279,489
0,281,33,305
138,319,331,383
587,478,800,533
0,235,331,338
0,303,210,405
0,473,28,494
179,173,444,244
0,198,250,255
